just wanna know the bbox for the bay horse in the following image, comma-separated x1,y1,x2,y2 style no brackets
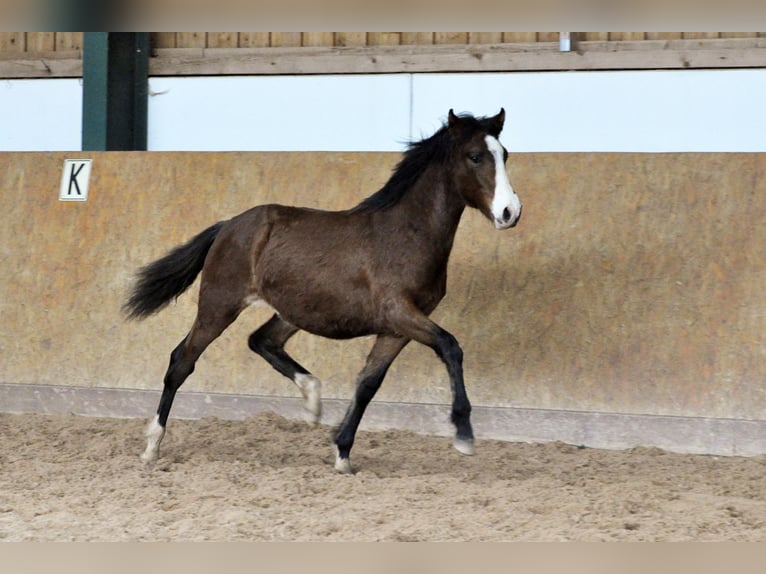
124,109,522,473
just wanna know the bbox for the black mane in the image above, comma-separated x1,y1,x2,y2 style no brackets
351,113,490,214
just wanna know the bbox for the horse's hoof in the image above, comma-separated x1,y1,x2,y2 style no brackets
453,437,476,456
140,449,158,465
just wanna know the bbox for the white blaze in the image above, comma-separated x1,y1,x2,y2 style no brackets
485,135,522,229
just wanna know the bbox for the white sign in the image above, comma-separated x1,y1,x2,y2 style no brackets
59,159,92,201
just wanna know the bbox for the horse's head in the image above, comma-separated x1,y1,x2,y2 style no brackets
448,108,522,230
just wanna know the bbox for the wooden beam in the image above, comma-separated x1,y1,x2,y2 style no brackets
0,54,82,78
148,39,766,76
3,37,766,79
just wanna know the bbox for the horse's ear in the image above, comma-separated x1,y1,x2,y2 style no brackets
448,109,459,129
488,108,506,137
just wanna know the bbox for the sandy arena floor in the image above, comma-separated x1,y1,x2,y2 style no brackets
1,411,765,541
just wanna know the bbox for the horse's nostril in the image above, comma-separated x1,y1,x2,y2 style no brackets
502,207,511,222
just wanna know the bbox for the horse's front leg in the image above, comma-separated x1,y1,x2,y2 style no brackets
386,300,475,456
432,328,475,455
334,334,409,474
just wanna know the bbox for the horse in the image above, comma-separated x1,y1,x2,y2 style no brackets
123,109,522,474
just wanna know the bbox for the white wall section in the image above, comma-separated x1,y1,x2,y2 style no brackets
2,70,766,152
0,79,82,151
411,70,766,152
146,74,413,152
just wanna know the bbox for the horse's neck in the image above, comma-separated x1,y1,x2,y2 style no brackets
391,165,465,254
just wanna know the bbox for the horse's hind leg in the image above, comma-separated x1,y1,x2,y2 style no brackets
248,313,321,423
141,307,240,464
334,334,409,474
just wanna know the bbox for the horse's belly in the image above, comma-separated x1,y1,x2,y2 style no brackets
270,295,378,339
257,269,379,339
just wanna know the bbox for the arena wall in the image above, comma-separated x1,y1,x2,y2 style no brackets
2,152,765,454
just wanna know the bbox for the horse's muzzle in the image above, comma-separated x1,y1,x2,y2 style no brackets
495,204,522,229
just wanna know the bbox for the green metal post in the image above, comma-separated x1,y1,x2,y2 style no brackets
82,32,109,151
82,32,149,151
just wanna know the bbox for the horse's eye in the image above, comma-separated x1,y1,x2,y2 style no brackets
468,153,482,164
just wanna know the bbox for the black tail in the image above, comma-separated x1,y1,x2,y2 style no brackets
123,221,225,320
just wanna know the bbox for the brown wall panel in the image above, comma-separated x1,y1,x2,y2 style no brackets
2,152,765,423
7,32,765,55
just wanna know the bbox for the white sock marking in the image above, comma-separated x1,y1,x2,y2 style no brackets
294,373,322,423
334,447,353,474
140,414,165,464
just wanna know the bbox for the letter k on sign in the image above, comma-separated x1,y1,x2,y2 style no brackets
59,159,93,201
